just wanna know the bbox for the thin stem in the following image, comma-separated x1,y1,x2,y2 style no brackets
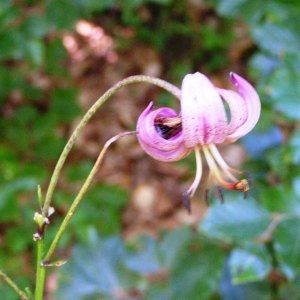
43,131,136,262
0,269,28,300
42,75,180,218
34,239,46,300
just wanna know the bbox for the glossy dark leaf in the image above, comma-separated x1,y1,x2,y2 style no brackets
220,258,271,300
168,235,225,300
229,248,271,283
242,126,283,158
124,236,161,274
274,217,300,279
290,129,300,164
200,198,272,243
260,185,300,214
57,234,130,299
268,61,300,120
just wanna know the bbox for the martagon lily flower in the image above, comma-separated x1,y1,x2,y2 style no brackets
136,72,261,212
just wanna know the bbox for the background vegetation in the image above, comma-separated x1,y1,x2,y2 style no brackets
1,0,300,299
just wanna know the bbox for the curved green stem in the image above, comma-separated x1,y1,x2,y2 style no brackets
43,131,136,262
0,269,28,300
42,75,180,218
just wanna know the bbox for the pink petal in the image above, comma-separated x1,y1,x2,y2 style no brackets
136,102,191,162
181,72,228,147
217,88,247,135
224,73,261,142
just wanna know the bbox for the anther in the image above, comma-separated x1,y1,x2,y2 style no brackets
182,192,192,214
154,116,182,139
235,179,249,192
217,187,225,203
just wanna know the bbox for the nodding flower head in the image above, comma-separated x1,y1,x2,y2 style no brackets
136,72,260,212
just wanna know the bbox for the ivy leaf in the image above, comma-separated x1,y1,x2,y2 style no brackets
124,236,161,274
57,234,131,299
220,258,271,300
229,248,271,284
158,227,193,268
199,197,271,243
268,62,300,120
242,126,283,159
252,23,300,56
274,217,300,279
279,275,300,300
260,184,300,214
168,235,225,300
290,129,300,164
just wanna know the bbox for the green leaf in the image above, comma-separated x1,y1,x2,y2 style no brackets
158,227,193,268
229,248,271,284
50,88,81,122
210,0,263,22
260,184,300,214
267,58,300,120
66,161,94,182
45,0,79,30
274,217,300,279
168,235,225,299
75,0,117,13
290,129,300,164
252,23,300,56
57,233,130,299
0,178,38,221
279,275,300,300
20,14,49,38
69,184,128,237
25,39,45,67
199,197,272,243
45,38,68,76
124,236,161,274
220,274,271,300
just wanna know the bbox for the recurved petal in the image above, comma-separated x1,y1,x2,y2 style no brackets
217,88,247,135
181,72,228,147
136,102,191,162
224,73,261,142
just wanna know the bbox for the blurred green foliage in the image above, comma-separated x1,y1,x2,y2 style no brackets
1,0,300,299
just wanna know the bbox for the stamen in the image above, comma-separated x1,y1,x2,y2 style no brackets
182,191,191,214
155,116,181,127
154,116,182,140
203,145,249,192
208,144,239,181
182,146,202,213
234,179,249,192
185,147,202,197
202,146,231,188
